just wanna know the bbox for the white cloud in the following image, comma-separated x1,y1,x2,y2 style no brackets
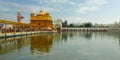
0,12,16,21
0,1,58,12
69,1,82,7
0,0,59,22
34,0,69,4
69,1,77,5
33,0,79,8
76,6,100,13
27,5,59,13
0,0,111,24
86,0,109,6
63,17,91,24
32,0,109,14
0,7,10,12
49,0,69,4
63,16,113,24
75,0,109,13
0,1,29,12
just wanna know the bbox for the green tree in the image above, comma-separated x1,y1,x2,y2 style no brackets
62,20,68,27
84,22,93,27
69,23,74,27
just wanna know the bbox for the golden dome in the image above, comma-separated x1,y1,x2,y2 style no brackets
38,10,45,15
46,12,50,16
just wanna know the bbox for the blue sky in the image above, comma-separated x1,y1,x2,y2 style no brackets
0,0,120,24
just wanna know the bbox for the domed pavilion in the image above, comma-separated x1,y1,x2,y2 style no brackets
30,10,53,30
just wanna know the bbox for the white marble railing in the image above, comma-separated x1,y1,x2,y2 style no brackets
0,31,56,38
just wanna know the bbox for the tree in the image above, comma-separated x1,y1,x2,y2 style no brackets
62,20,68,27
69,23,74,27
82,22,93,28
84,22,93,27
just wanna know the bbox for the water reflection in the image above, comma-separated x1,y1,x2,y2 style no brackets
62,32,68,42
0,36,30,55
1,32,120,60
61,32,93,40
30,34,53,55
84,32,93,39
60,32,120,45
0,34,55,55
0,32,120,54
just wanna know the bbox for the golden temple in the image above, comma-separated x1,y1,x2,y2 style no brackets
30,10,53,30
0,10,56,37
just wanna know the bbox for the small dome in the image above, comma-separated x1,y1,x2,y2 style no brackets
46,12,50,16
38,10,45,15
39,10,43,13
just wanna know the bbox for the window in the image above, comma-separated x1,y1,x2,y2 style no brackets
45,23,47,26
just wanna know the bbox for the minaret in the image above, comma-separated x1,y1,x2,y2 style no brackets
30,11,34,17
17,10,24,22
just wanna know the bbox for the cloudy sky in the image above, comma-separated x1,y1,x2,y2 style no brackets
0,0,120,24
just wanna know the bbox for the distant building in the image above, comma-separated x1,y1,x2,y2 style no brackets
53,19,62,30
30,10,53,30
94,23,109,28
109,22,120,28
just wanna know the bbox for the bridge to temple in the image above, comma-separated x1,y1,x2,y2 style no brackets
61,28,120,32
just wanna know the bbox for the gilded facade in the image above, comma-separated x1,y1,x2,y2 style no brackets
30,10,53,30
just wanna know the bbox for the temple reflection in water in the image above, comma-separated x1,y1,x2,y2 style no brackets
1,32,120,55
30,34,53,55
0,33,57,55
1,32,120,60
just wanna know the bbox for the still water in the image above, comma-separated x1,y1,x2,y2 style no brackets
0,32,120,60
